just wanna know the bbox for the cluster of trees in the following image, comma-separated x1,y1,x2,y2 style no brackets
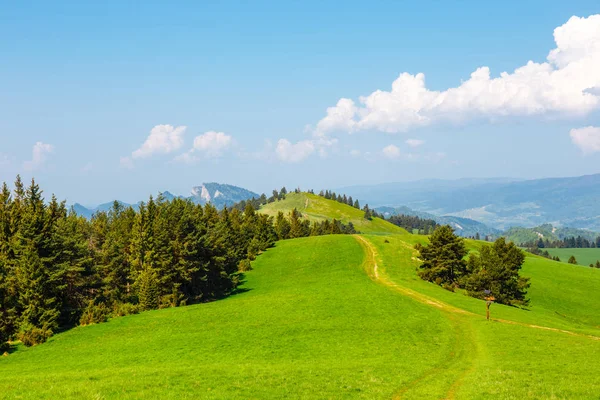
273,209,357,239
387,214,438,234
526,246,562,261
0,178,355,349
523,236,600,249
318,190,360,209
415,226,530,306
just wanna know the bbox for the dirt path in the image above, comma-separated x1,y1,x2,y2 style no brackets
353,234,600,398
354,235,600,341
354,235,477,399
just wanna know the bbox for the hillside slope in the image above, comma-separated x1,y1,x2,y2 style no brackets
259,192,407,235
2,231,600,398
0,236,451,399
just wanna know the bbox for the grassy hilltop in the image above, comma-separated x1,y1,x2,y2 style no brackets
260,192,406,235
2,193,600,399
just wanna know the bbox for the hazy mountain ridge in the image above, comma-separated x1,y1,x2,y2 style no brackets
73,184,258,218
376,206,501,238
342,174,600,231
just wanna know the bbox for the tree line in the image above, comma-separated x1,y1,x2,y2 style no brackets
387,214,438,234
523,235,600,249
415,226,530,306
0,177,355,349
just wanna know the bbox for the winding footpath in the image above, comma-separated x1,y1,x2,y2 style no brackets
353,234,600,399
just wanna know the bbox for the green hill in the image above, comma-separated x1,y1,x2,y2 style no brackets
259,192,407,235
544,248,600,266
2,195,600,398
503,223,599,244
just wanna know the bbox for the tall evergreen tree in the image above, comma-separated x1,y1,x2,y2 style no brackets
415,225,467,285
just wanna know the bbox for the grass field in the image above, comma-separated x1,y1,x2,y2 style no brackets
2,194,600,399
545,247,600,266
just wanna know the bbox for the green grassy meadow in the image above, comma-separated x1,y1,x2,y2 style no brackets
2,194,600,399
259,192,406,235
545,247,600,266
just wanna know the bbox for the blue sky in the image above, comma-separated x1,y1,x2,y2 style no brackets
1,0,600,205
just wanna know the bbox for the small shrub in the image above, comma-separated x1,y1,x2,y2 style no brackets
18,325,52,347
112,302,139,317
238,259,253,272
442,282,455,292
79,301,110,326
384,239,390,243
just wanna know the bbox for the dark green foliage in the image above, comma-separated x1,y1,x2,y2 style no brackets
568,255,577,264
387,214,438,234
238,259,252,272
416,227,530,305
0,177,281,347
79,301,110,325
463,238,530,306
0,179,362,348
415,226,467,285
138,268,159,311
17,324,53,347
522,234,600,249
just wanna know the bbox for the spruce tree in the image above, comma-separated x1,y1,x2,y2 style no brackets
138,267,159,311
415,225,467,285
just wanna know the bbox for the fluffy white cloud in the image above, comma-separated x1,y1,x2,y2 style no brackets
315,14,600,134
23,142,54,171
175,131,234,164
192,131,233,156
382,144,401,159
406,139,425,148
275,139,316,163
570,126,600,154
131,124,186,160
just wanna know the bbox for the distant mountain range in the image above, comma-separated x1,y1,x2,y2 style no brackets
340,174,600,231
72,183,259,218
376,206,501,238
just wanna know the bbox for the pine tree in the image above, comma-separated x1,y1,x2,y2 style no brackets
274,211,291,240
14,179,61,345
289,209,304,238
415,225,467,285
138,267,159,311
568,255,577,264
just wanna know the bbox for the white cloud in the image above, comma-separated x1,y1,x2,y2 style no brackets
23,142,54,171
570,126,600,154
275,139,316,163
174,131,234,164
315,14,600,134
131,124,186,160
349,149,361,157
406,139,425,148
192,131,233,156
382,144,401,159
